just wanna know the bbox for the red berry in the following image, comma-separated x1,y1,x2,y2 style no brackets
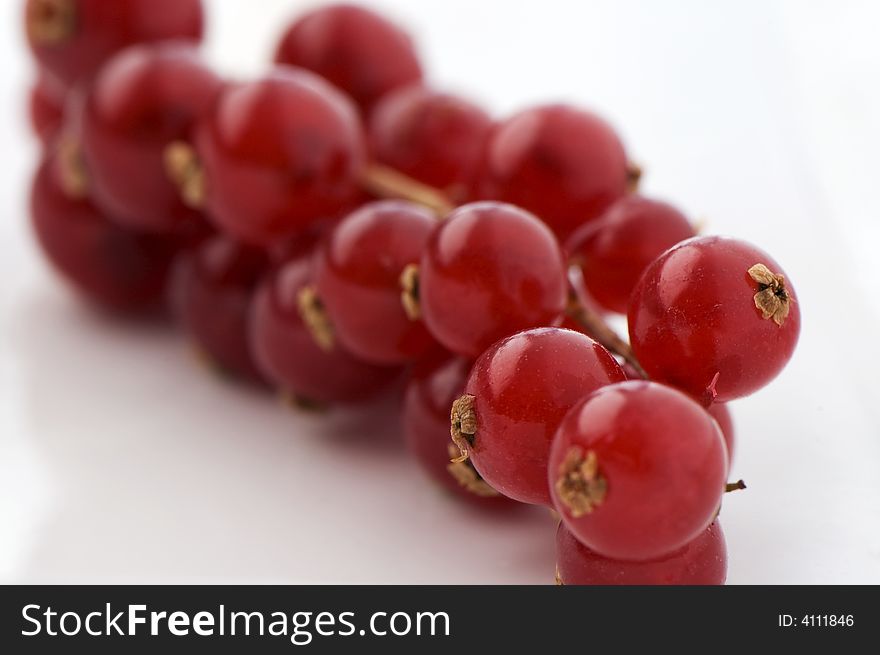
548,380,728,560
556,520,727,585
274,4,422,115
473,104,630,241
249,251,401,406
30,149,175,312
628,236,800,402
419,202,568,358
452,328,625,505
708,403,735,464
194,69,366,246
171,235,268,384
369,86,493,193
314,201,439,365
568,195,695,313
29,70,66,146
403,354,517,508
25,0,204,89
81,43,222,233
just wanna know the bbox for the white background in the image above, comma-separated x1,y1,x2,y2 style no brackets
1,0,879,583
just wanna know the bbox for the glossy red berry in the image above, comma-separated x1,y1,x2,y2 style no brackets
250,251,401,406
29,70,66,146
194,69,366,247
403,354,517,507
568,196,695,313
556,520,727,585
25,0,204,89
30,149,175,312
80,43,223,233
452,328,625,506
274,4,422,115
473,104,630,241
708,403,735,464
628,236,800,402
171,235,269,384
549,380,728,560
369,86,493,194
419,202,568,358
315,201,439,365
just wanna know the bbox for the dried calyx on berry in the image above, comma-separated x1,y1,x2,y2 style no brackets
56,135,88,198
554,448,607,517
628,236,800,402
26,0,76,46
450,394,477,461
164,141,206,209
445,444,499,498
296,285,335,352
399,263,422,321
748,263,793,326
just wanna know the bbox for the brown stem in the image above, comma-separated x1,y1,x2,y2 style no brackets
714,479,747,521
360,163,455,216
725,479,747,493
565,279,647,378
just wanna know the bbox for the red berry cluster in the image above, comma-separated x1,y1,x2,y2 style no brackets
25,1,801,585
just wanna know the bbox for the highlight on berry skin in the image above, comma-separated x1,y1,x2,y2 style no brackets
21,0,803,588
418,202,570,359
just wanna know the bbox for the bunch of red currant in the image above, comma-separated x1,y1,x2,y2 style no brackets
24,0,800,585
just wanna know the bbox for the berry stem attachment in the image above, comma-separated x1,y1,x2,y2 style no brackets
700,372,721,408
27,0,76,45
164,141,206,209
566,285,647,378
725,479,747,493
626,162,642,193
361,163,455,216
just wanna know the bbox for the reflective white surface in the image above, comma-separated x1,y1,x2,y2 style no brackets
1,0,879,583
